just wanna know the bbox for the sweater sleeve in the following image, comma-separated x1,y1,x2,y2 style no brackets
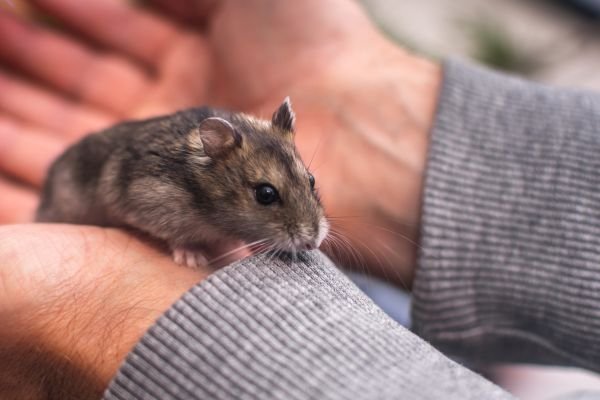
412,60,600,372
103,252,512,400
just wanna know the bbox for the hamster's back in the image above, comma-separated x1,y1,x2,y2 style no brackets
36,132,115,224
36,108,218,225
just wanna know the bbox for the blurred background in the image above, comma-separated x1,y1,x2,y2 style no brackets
362,0,600,90
2,0,600,398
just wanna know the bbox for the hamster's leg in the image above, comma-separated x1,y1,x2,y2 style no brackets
172,247,210,269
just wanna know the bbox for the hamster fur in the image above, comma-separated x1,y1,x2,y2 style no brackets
36,98,329,267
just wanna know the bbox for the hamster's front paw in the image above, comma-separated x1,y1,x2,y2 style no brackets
172,248,209,269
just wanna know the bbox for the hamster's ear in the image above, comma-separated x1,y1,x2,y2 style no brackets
188,117,241,158
272,96,296,133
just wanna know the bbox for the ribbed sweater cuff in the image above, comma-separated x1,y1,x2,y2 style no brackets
412,60,600,370
104,251,510,400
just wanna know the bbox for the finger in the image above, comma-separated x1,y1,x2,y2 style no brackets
0,116,66,187
0,0,31,16
149,0,218,23
0,70,115,139
0,177,38,224
32,0,181,67
0,12,151,114
204,240,252,269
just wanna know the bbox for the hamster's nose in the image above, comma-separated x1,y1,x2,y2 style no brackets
304,243,315,250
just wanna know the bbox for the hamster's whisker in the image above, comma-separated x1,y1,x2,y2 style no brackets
208,239,269,265
324,218,417,287
376,240,410,290
344,231,409,289
274,248,283,264
250,242,279,265
359,223,422,250
360,237,394,285
265,245,281,265
307,130,328,170
325,215,362,220
255,239,277,263
324,228,367,274
326,214,419,230
251,240,276,256
336,232,366,273
327,216,421,250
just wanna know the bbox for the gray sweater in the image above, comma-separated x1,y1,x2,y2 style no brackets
103,61,600,400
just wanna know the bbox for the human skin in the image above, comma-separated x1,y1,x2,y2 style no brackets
0,224,209,398
0,0,440,395
0,0,440,284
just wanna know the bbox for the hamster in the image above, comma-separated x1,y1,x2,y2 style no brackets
36,98,329,268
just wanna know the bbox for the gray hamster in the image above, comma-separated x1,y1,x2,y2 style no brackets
36,98,329,267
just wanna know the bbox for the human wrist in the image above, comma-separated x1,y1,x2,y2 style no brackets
0,225,206,397
39,260,203,389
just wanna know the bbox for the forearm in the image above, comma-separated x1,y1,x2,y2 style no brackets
413,60,600,371
104,252,512,400
0,225,207,400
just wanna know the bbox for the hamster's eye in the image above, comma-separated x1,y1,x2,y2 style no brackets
308,173,315,190
255,184,279,205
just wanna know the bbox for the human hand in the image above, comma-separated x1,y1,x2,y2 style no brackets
0,0,441,286
0,0,214,223
0,224,218,399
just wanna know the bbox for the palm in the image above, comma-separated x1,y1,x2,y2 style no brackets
205,0,373,104
0,0,436,284
0,0,371,220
